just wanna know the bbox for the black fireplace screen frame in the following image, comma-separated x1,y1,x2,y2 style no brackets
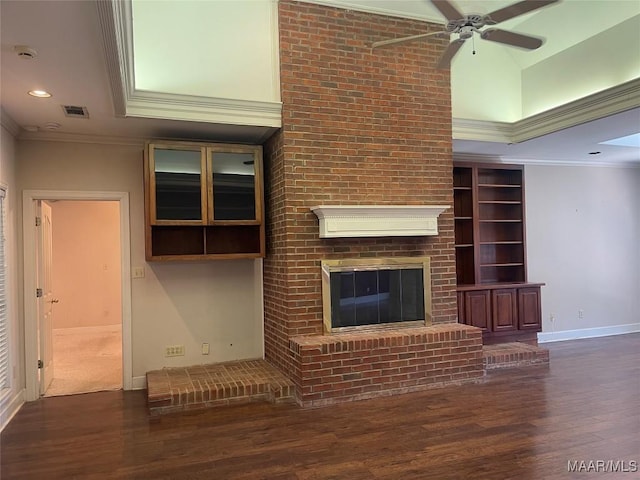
321,257,432,332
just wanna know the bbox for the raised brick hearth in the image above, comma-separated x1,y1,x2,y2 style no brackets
146,360,295,416
144,337,551,414
483,342,550,370
290,324,484,407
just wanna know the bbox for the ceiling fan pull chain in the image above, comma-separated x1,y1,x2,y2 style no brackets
472,34,476,55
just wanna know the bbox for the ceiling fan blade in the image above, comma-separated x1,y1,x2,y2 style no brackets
430,0,464,22
485,0,559,24
436,39,465,69
372,31,447,49
481,28,543,49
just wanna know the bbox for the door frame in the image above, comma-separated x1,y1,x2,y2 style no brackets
23,190,132,401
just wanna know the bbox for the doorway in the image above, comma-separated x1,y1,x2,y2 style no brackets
44,200,122,396
23,191,132,402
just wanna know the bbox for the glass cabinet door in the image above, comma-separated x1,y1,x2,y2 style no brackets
208,149,258,221
152,146,206,223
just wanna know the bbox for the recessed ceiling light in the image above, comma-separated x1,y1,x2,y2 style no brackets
28,90,52,98
588,151,601,155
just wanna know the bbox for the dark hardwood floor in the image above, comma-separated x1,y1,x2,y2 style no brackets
2,334,639,479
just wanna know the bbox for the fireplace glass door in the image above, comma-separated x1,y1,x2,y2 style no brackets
322,257,431,332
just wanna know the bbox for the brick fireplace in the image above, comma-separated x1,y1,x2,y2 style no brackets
263,0,483,406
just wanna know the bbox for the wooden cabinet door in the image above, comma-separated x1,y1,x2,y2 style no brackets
491,288,517,332
518,287,542,330
464,290,491,332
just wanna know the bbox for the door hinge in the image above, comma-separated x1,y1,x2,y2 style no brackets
38,360,43,369
36,288,43,298
35,216,41,227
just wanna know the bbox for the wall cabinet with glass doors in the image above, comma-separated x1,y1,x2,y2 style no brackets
144,141,264,260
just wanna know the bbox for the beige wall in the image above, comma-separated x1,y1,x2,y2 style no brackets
526,164,640,334
50,201,121,328
1,123,22,428
16,140,264,380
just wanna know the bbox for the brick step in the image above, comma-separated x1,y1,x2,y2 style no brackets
483,342,549,371
146,359,296,415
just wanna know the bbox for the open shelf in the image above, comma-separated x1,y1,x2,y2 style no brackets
205,225,262,255
454,163,527,286
480,264,526,284
453,167,472,188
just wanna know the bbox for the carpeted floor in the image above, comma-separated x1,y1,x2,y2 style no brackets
45,325,122,397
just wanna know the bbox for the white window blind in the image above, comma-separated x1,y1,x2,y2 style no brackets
0,188,8,390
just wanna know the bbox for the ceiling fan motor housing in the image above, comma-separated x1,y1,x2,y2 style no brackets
446,14,486,33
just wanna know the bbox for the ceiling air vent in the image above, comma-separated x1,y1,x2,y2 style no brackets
62,105,89,119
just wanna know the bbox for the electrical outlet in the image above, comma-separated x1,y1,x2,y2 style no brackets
549,314,555,323
132,267,145,279
578,309,584,319
165,345,185,357
202,343,210,355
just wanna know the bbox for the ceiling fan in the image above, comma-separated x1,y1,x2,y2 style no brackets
372,0,560,69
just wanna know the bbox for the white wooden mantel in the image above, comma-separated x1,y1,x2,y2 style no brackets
310,205,450,238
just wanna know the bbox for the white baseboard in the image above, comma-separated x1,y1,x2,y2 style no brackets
131,376,146,390
0,388,25,432
538,323,640,343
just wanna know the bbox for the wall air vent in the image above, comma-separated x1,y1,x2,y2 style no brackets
62,105,89,118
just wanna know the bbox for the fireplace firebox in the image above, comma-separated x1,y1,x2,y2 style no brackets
321,257,432,332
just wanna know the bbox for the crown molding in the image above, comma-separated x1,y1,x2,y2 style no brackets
125,91,282,127
501,157,640,169
0,108,21,137
95,0,129,117
452,119,512,143
299,0,442,23
453,153,640,169
453,153,504,164
100,0,282,128
453,78,640,144
511,78,640,143
17,130,145,147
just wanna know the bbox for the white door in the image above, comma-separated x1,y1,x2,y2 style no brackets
37,200,55,395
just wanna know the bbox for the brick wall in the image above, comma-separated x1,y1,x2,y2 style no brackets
263,1,470,403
